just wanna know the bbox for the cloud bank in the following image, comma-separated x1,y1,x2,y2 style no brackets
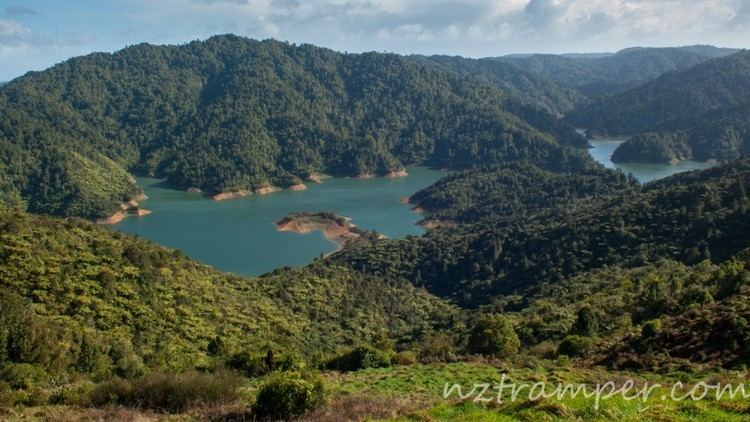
1,0,748,80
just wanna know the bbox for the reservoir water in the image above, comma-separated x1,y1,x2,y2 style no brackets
587,139,714,183
116,167,444,276
116,142,714,276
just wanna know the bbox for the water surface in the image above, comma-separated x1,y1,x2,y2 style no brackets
588,139,714,183
116,167,444,276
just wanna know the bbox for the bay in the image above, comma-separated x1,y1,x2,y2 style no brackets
587,138,714,183
115,167,444,276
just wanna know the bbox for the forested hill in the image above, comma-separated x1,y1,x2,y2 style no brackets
566,51,750,163
0,34,589,220
411,55,586,115
337,158,750,306
0,205,457,377
500,46,739,98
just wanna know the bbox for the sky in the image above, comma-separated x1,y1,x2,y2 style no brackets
1,0,749,81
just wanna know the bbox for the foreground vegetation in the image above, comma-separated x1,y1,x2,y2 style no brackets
3,360,749,421
1,159,749,420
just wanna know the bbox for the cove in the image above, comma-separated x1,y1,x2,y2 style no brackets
588,138,714,183
115,167,444,276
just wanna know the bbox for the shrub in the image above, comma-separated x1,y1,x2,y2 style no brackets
253,372,326,421
418,333,456,363
0,363,48,390
557,335,593,358
325,346,391,372
467,314,520,358
48,382,96,406
90,370,241,412
391,351,417,366
641,319,662,339
572,306,599,336
228,352,272,378
228,350,303,378
0,381,12,407
89,377,133,406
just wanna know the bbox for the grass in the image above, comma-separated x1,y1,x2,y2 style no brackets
323,361,750,422
2,361,748,421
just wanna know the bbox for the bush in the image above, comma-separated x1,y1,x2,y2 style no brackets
48,382,96,406
253,372,326,421
418,333,456,363
467,314,520,358
229,350,303,377
0,381,12,407
89,370,241,412
0,363,48,390
391,351,417,366
557,335,593,358
572,306,600,336
325,346,391,372
641,319,662,339
89,377,133,406
228,352,272,378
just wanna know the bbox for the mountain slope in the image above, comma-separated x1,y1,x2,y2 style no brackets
0,206,458,377
566,51,750,163
0,35,588,219
337,159,750,306
412,55,586,115
502,46,739,98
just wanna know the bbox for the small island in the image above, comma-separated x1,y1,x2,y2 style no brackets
276,212,365,249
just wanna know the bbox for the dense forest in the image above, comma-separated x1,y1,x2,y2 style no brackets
2,158,750,417
0,206,457,378
567,50,750,164
0,35,590,219
411,55,587,115
499,46,738,98
338,159,750,306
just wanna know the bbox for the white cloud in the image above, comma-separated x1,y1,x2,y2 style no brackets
0,19,32,46
2,0,749,80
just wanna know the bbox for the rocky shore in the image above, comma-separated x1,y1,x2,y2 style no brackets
276,212,364,249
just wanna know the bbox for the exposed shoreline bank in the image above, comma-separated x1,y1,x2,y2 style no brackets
276,212,364,250
97,194,151,225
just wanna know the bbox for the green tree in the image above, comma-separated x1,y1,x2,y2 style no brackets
467,314,520,358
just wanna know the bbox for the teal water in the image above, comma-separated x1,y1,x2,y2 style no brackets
115,167,444,276
588,139,714,183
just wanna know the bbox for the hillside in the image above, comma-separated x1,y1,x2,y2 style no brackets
501,46,738,97
0,206,458,379
338,159,750,306
2,159,750,417
412,55,586,115
566,51,750,163
4,36,750,419
0,35,589,220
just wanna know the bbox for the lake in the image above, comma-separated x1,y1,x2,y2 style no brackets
116,167,445,276
587,139,714,183
116,141,713,276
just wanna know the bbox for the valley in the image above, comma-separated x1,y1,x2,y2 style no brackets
1,29,749,422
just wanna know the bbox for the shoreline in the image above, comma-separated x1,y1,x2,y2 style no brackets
275,212,363,250
211,184,305,201
97,194,152,225
211,169,410,202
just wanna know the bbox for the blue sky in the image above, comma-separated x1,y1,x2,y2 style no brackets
1,0,749,81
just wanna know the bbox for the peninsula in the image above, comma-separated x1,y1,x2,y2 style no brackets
276,212,365,249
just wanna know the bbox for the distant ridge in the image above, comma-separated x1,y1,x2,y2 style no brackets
566,50,750,163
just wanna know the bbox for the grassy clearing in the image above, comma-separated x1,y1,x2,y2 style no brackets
2,361,748,421
324,361,750,422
